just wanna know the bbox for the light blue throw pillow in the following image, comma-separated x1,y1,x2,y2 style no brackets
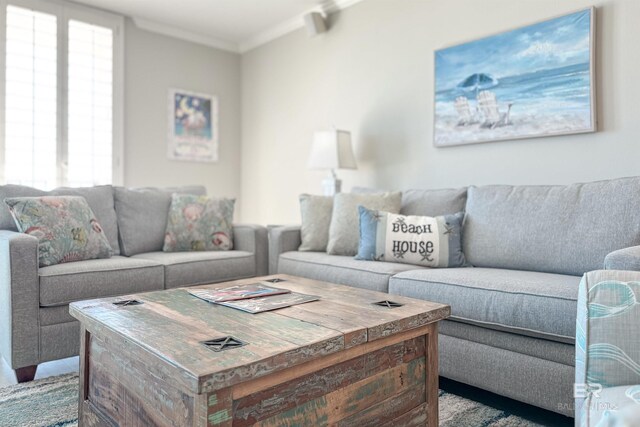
355,206,467,268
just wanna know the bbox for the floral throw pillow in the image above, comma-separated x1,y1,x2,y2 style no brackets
4,196,113,267
163,194,235,252
355,206,467,268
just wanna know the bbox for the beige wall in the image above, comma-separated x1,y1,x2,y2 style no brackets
124,19,242,215
240,0,640,224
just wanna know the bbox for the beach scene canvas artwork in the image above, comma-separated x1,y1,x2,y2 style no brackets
434,8,595,147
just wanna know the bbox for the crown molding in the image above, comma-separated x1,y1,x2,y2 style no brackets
238,0,368,53
132,0,368,55
133,17,240,53
322,0,368,14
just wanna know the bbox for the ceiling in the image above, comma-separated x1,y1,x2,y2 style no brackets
71,0,364,53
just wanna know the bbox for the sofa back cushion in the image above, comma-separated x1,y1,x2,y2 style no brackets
0,184,120,254
327,191,402,256
401,188,467,217
463,177,640,276
299,194,333,252
115,186,206,256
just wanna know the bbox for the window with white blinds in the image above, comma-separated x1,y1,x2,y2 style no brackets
4,5,57,189
67,20,113,187
1,0,123,190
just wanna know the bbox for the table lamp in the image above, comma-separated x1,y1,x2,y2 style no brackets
308,130,357,196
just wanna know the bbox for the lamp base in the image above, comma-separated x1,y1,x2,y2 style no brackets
321,175,342,196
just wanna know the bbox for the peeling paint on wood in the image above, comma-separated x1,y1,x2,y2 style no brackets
70,275,448,426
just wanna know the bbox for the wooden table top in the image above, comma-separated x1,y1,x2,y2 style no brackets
70,274,450,395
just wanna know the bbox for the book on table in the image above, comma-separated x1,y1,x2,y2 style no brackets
218,292,319,314
188,282,290,303
187,281,319,313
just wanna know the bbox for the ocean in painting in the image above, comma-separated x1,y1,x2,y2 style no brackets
434,9,594,146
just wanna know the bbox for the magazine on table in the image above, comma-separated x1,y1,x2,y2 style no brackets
219,292,319,314
188,282,290,303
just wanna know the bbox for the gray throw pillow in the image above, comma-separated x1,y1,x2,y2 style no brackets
299,194,333,252
114,186,206,256
327,191,402,256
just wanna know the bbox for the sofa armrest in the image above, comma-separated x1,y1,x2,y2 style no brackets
575,269,640,424
268,226,301,274
0,230,40,369
233,224,268,276
604,245,640,271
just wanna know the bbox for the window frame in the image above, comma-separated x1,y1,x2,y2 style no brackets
0,0,124,187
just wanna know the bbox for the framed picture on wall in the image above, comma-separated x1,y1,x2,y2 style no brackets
168,88,219,162
434,8,596,147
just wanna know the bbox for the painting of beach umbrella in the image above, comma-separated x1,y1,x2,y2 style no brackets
456,73,499,98
434,8,596,147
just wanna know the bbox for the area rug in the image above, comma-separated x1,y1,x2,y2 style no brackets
0,373,543,427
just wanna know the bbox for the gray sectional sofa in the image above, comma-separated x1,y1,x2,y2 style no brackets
0,184,268,382
269,176,640,416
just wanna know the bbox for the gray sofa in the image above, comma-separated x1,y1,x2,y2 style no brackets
0,184,268,382
269,176,640,417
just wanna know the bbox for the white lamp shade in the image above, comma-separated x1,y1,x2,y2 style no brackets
308,130,357,170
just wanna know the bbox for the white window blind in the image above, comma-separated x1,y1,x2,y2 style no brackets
4,5,57,189
67,20,113,187
1,0,123,190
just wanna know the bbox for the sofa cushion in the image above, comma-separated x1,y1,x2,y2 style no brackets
133,251,255,289
39,256,164,307
401,187,467,217
327,191,402,256
40,306,76,326
439,320,575,366
299,194,333,252
278,251,425,293
0,184,120,255
388,267,580,343
114,186,206,256
464,177,640,276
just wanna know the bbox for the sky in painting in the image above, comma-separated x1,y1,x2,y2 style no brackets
435,9,591,92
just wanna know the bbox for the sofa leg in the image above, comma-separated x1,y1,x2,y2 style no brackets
15,365,37,383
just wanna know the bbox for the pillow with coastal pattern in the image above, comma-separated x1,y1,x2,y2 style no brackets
4,196,113,267
355,206,467,268
163,194,235,252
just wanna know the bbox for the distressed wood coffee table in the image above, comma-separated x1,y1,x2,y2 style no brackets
70,274,450,426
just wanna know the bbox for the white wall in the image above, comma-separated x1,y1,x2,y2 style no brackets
240,0,640,224
124,19,243,215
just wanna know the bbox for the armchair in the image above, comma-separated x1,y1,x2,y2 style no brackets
576,270,640,426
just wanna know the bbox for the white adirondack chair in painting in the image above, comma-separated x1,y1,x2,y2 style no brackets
477,90,513,129
454,96,474,126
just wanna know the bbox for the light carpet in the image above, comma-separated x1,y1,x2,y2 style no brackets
0,373,544,426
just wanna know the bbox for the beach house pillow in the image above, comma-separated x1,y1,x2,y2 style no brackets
299,194,333,252
355,206,467,268
4,196,113,267
163,194,235,252
327,191,402,256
